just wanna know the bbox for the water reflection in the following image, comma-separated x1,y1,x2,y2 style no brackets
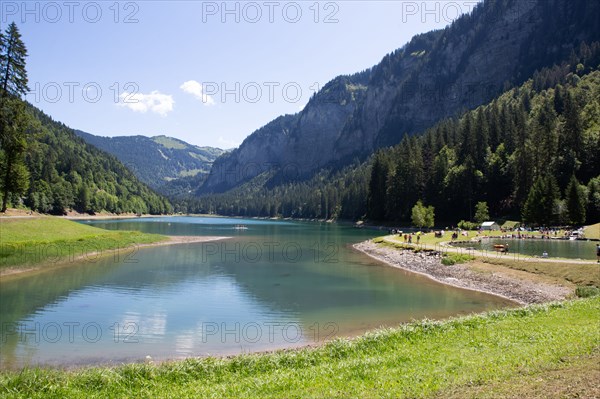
1,217,514,368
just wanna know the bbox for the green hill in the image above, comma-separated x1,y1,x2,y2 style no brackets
14,105,171,215
75,131,225,196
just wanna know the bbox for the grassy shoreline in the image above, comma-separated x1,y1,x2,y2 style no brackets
0,298,598,398
584,222,600,240
0,217,233,279
0,217,168,276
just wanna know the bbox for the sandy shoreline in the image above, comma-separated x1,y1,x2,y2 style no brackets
0,235,231,279
353,240,572,305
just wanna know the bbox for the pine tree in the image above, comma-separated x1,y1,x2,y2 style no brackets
556,91,583,188
0,22,29,97
587,176,600,224
485,143,512,216
474,107,489,170
0,98,30,211
522,175,560,226
366,152,389,221
385,136,425,222
459,112,477,164
528,99,558,180
385,138,410,221
0,22,30,211
565,175,586,225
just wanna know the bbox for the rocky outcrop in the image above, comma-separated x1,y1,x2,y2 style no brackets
200,74,369,193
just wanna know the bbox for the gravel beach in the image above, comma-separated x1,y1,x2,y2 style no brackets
354,240,572,305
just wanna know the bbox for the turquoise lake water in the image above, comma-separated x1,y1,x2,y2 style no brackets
0,217,515,368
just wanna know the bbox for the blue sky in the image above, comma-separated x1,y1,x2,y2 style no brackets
5,1,481,148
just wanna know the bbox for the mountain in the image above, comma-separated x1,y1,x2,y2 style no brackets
201,72,370,193
184,50,600,224
200,0,600,194
19,105,171,215
201,73,370,193
75,131,225,195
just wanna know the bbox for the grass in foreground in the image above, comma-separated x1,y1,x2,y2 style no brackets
0,217,166,271
0,298,598,399
435,351,600,399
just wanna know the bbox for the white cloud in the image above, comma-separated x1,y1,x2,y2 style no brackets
180,80,215,106
118,90,174,117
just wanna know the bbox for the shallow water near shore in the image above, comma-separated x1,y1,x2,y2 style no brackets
453,237,597,260
0,217,514,369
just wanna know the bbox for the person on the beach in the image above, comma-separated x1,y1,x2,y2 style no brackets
597,244,600,263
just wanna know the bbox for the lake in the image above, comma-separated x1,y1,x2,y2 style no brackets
0,217,515,368
452,237,598,260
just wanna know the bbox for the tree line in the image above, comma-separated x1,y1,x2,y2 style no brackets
178,162,369,220
367,47,600,226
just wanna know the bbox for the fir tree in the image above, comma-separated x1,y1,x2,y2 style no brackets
565,175,586,225
366,152,389,221
0,22,29,97
0,22,30,211
523,175,560,226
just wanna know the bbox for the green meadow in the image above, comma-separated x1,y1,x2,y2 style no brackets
0,217,166,272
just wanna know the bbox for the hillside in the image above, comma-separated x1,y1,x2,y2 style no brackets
200,0,600,194
75,131,225,195
186,49,600,225
365,62,600,225
15,105,171,215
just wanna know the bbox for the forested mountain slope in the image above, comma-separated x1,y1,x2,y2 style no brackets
75,131,224,195
20,106,171,215
186,49,600,225
200,0,600,195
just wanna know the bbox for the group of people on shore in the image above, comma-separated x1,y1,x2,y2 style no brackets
388,226,600,262
399,233,421,244
484,233,551,240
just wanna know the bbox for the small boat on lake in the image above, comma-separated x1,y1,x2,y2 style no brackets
233,224,248,230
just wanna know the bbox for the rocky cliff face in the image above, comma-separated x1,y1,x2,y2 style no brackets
201,73,369,192
335,0,539,158
203,114,298,193
201,0,600,194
